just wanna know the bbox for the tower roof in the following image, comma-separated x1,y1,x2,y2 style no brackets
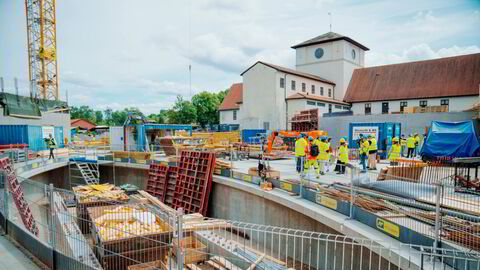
291,32,369,51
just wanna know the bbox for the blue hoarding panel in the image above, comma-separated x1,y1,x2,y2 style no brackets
242,129,266,143
54,126,64,148
27,125,46,151
0,125,28,145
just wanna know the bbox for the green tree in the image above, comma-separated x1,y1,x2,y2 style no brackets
95,110,104,124
70,105,95,122
103,108,113,125
167,96,196,124
216,89,229,105
157,109,168,124
192,91,221,127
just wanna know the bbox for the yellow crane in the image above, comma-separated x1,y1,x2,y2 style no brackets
25,0,59,100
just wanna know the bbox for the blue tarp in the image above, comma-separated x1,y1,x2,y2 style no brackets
420,121,480,158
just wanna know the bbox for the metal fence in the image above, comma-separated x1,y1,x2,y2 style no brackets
1,177,479,270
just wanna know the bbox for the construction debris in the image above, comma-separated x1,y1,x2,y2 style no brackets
73,183,129,203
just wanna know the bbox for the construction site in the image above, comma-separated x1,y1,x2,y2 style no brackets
1,1,480,270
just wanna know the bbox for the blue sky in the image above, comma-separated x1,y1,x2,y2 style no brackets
1,0,479,114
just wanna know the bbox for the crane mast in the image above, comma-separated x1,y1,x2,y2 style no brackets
25,0,59,100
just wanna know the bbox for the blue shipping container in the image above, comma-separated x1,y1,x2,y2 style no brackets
348,122,401,158
0,125,65,151
241,129,266,143
0,125,29,145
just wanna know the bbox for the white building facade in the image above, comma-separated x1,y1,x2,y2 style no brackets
239,61,350,130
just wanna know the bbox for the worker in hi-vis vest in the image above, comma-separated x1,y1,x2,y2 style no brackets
337,138,348,174
317,136,329,175
367,134,377,170
295,134,308,175
407,134,416,158
389,137,401,165
45,133,56,160
305,136,320,177
400,135,407,157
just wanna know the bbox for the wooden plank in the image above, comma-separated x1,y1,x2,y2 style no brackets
138,190,175,214
186,264,202,270
211,256,242,270
246,254,265,270
206,260,228,270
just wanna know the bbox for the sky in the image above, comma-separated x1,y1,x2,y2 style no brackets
1,0,479,115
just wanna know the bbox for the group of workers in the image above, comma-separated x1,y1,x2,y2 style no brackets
295,132,423,177
295,135,348,177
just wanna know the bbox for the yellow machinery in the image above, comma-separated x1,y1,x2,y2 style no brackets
25,0,59,100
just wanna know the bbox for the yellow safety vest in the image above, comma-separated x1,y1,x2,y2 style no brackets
407,137,415,148
400,138,407,146
369,138,377,151
360,140,369,155
295,138,307,156
46,138,56,149
339,145,348,164
317,141,329,160
415,136,420,145
389,144,401,161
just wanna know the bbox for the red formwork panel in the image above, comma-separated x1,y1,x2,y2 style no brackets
0,157,39,236
146,164,169,202
164,166,178,207
172,151,216,215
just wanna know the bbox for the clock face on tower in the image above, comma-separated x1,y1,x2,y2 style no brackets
314,48,324,59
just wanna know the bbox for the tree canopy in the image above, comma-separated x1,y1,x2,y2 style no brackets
70,89,229,126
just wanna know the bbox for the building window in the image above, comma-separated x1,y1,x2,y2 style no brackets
441,99,449,106
400,101,408,112
311,85,315,94
233,110,237,120
307,101,316,106
365,103,371,115
343,106,350,110
280,78,285,88
328,88,332,98
335,105,341,109
320,87,324,96
419,100,427,107
302,83,306,92
317,102,325,107
328,104,332,113
382,102,389,114
291,80,296,90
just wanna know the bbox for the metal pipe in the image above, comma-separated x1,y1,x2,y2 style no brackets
333,184,480,222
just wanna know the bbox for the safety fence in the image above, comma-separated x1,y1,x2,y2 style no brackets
1,175,479,270
2,144,480,269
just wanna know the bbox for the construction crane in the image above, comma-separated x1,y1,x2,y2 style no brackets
25,0,59,100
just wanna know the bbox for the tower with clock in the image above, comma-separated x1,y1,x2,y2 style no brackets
292,32,369,101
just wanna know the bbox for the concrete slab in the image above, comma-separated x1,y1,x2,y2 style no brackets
0,235,41,270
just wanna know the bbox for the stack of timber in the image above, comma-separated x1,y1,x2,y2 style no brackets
214,159,233,175
176,131,241,144
112,151,152,160
403,105,448,114
73,184,129,233
87,204,172,270
290,109,319,132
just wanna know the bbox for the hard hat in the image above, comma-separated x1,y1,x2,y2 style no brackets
308,136,313,141
339,138,346,143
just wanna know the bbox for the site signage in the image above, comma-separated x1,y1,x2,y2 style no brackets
352,126,378,140
376,218,400,238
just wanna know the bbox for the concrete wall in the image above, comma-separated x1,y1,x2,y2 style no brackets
99,164,148,189
319,111,478,148
0,108,71,142
219,109,239,125
351,96,478,115
29,166,70,189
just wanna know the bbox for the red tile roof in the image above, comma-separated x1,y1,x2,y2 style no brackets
218,83,243,111
344,53,480,103
71,119,96,130
286,93,350,106
241,61,335,85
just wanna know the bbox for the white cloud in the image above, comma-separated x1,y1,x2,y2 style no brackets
95,101,175,115
366,43,480,66
62,71,102,88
